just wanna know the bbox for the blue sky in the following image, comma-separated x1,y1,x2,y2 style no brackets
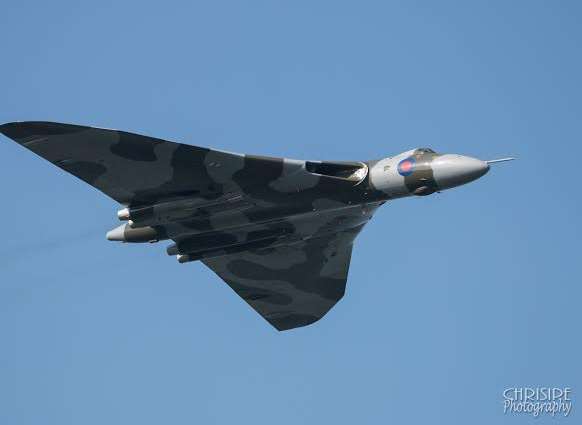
0,1,580,424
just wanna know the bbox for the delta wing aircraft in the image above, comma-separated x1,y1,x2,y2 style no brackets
0,122,513,330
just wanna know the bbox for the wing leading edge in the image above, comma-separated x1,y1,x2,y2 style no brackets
0,121,282,206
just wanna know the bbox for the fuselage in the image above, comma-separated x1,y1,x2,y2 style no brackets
107,148,490,262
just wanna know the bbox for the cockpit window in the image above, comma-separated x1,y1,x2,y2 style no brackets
417,148,435,154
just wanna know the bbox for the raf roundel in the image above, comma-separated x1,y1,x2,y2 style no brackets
397,157,416,176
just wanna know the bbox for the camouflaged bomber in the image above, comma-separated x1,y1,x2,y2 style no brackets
0,122,513,331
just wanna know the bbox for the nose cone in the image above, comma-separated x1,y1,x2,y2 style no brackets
432,154,489,190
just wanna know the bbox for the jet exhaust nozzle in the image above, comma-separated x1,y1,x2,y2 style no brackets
106,224,159,243
177,254,195,263
117,208,130,221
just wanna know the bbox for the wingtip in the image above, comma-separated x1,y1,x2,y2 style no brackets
0,122,23,139
1,121,40,128
0,121,20,130
0,121,89,141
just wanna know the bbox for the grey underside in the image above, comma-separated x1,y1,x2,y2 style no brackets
0,121,378,330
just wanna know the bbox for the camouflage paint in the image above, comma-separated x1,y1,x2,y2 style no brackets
0,121,489,331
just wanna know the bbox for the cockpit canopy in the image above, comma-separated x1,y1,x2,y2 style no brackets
416,147,436,154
